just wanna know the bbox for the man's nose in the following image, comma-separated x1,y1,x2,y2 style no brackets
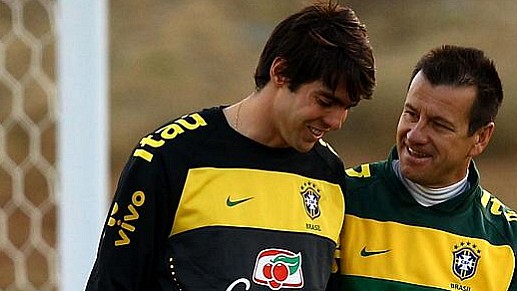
325,107,348,130
406,120,429,144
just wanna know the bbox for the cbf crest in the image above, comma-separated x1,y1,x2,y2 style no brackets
300,182,321,219
452,242,481,281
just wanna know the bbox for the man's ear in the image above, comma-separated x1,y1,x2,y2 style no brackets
270,57,288,86
468,122,495,157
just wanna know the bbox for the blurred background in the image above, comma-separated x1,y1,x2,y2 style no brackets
110,0,517,203
0,0,516,290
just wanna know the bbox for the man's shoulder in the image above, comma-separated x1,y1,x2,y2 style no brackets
312,139,346,173
130,107,224,163
343,160,390,192
313,139,343,161
345,160,387,180
476,188,517,228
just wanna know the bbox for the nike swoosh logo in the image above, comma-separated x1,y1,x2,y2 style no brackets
360,246,390,257
226,196,254,207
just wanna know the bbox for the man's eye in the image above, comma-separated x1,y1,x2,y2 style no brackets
403,110,418,120
316,97,333,107
434,122,453,131
403,110,414,116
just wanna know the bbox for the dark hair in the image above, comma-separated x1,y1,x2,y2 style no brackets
409,45,503,136
254,1,375,103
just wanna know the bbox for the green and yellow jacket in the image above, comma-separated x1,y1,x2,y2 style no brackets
340,147,517,291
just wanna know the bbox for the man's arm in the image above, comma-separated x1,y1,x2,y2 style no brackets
85,152,173,290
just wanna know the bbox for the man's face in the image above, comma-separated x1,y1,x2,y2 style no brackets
274,80,355,153
396,71,480,187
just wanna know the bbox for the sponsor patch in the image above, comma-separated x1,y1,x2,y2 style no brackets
107,190,146,246
252,248,304,290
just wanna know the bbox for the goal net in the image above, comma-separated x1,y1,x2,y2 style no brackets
0,0,57,290
0,1,108,290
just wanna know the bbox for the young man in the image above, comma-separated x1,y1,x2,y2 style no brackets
86,2,375,290
340,45,516,290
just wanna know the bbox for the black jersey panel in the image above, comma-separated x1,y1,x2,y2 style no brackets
164,227,335,291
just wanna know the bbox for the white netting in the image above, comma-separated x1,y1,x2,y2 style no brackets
0,0,57,290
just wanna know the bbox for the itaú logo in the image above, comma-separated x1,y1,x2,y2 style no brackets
132,113,207,162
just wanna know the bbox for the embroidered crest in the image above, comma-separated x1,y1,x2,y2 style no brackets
452,242,481,281
300,182,321,220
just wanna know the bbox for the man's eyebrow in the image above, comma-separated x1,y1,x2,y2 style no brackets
318,90,350,105
403,102,416,111
318,90,337,98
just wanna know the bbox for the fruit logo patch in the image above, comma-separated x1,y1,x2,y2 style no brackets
252,248,304,290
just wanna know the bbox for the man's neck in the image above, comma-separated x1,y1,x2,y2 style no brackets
392,160,469,207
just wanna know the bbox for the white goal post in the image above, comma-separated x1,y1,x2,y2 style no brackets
57,0,109,291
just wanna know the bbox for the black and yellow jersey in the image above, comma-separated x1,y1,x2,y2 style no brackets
340,147,517,291
86,106,346,291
